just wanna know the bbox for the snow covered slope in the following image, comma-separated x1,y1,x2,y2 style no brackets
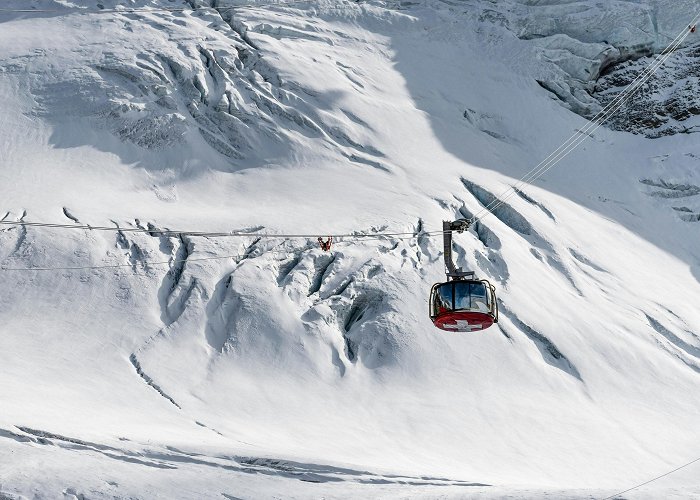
1,1,700,498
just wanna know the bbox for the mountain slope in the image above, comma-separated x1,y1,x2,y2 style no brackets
1,1,700,498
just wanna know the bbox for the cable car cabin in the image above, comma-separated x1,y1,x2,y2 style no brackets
430,279,498,332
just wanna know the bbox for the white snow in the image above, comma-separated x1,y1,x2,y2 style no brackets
1,0,700,498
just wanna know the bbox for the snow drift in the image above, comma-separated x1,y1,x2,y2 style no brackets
1,0,700,498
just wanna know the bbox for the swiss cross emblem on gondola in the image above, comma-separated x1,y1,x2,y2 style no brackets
429,220,499,333
441,320,485,332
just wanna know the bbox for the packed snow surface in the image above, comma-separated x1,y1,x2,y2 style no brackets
1,0,700,498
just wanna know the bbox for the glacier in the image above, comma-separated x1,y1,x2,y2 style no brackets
1,0,700,498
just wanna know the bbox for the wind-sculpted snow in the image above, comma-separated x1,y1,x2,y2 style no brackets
0,424,489,495
26,19,269,166
460,179,580,291
645,313,700,373
158,234,199,326
514,188,556,221
129,353,182,408
96,228,426,404
640,178,700,198
461,178,533,235
638,154,700,222
4,1,700,498
0,212,29,262
568,248,608,275
453,204,510,283
498,303,582,381
6,1,387,173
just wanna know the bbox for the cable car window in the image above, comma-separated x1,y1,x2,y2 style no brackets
470,282,489,313
454,281,471,310
450,281,490,312
433,283,453,314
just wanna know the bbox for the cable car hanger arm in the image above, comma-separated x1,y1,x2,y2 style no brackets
443,219,474,280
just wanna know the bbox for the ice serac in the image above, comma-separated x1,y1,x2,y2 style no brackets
479,0,700,137
13,0,386,175
592,45,700,137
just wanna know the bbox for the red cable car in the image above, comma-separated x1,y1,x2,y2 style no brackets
429,220,498,332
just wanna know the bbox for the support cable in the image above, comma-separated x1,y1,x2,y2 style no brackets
601,455,700,500
0,219,427,239
0,232,429,271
